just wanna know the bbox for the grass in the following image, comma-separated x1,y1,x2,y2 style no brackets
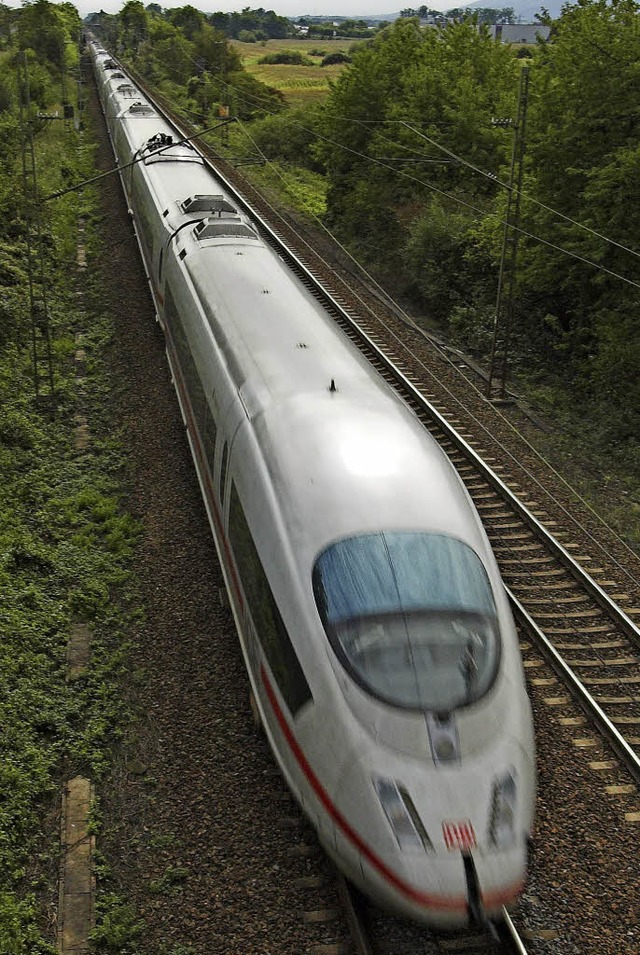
0,71,141,952
239,158,327,219
230,37,361,106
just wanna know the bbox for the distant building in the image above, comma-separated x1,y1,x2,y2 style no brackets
490,23,551,43
420,15,452,29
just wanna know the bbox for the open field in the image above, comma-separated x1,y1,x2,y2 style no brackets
230,37,363,106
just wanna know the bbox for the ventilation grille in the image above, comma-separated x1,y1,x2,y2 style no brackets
181,194,237,214
194,217,257,241
129,103,155,115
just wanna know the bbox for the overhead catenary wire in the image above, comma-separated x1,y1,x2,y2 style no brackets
93,45,619,289
44,119,235,201
108,30,640,277
398,121,640,262
231,111,640,290
87,43,640,581
204,72,640,288
233,115,640,580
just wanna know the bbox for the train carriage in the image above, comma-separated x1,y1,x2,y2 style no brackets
90,40,536,928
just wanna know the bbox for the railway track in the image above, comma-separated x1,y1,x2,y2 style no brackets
93,56,640,953
135,76,640,787
336,872,532,955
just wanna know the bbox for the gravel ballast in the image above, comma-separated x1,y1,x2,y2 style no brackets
86,65,639,955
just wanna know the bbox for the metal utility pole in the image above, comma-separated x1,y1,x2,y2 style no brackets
18,53,55,404
486,64,530,402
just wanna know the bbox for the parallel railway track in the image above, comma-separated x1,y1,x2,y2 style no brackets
337,872,532,955
97,58,640,953
137,76,640,785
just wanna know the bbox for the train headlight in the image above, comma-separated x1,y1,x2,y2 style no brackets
488,769,518,849
374,777,434,853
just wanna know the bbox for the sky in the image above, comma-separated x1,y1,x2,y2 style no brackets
3,1,462,20
92,2,465,13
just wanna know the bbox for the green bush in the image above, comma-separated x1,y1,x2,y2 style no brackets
449,303,496,355
244,106,325,172
258,50,315,65
321,52,351,66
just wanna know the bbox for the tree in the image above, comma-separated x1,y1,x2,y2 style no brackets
86,10,120,48
460,0,640,440
105,2,282,128
208,11,229,33
319,17,517,299
15,0,79,70
137,19,194,84
245,105,325,170
0,4,15,49
193,24,240,75
515,0,640,361
167,4,205,40
225,7,290,39
120,0,149,53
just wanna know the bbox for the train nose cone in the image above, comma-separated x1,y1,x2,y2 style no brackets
332,753,473,926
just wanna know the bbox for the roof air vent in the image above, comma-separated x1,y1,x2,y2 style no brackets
181,195,237,215
193,217,258,241
129,103,156,115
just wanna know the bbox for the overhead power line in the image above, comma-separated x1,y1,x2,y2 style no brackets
233,100,640,290
400,122,640,262
101,52,640,291
207,73,640,282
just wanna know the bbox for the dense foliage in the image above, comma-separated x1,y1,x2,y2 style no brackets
88,1,286,122
314,7,640,458
514,0,640,443
207,5,294,40
319,18,517,307
258,50,315,66
402,5,519,23
298,18,375,38
88,2,295,46
0,2,141,949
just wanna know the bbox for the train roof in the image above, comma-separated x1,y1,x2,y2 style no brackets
185,243,488,560
187,240,380,408
260,392,488,562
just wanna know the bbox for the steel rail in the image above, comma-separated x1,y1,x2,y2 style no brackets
117,60,640,783
334,872,374,955
94,50,640,955
132,71,640,650
496,908,531,955
509,589,640,783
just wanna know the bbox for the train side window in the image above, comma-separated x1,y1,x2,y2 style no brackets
203,403,217,473
220,442,228,502
229,483,312,717
158,247,163,281
187,355,205,424
165,283,205,426
164,283,181,345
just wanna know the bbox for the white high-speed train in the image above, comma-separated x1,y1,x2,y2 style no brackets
90,41,536,928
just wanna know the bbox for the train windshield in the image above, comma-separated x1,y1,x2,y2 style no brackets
312,532,500,711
